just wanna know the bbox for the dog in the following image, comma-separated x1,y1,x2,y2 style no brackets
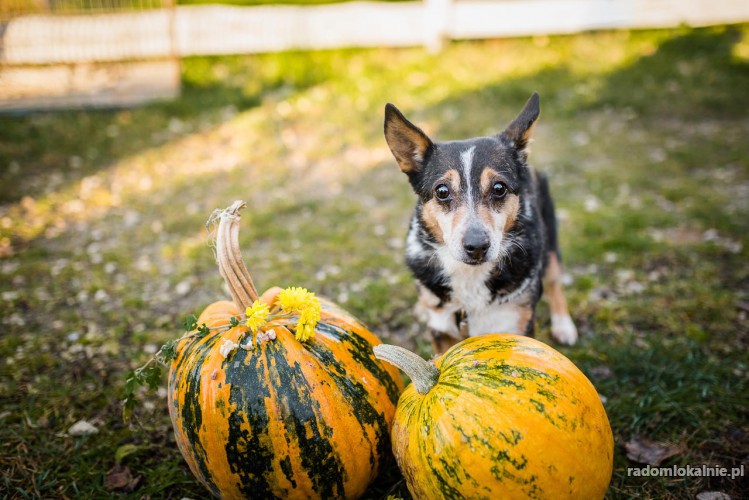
384,93,578,353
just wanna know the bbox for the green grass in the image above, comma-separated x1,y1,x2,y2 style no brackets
2,24,749,498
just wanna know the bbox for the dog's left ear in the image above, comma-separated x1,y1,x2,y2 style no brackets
500,92,540,154
384,103,433,175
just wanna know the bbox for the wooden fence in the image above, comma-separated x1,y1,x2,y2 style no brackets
2,0,749,110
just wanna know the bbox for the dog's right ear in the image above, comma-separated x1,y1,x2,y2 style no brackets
501,92,540,154
384,103,433,174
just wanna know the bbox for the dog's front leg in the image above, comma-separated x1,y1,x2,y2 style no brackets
414,283,464,354
544,252,578,345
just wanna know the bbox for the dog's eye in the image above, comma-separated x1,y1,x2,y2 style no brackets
492,182,508,199
434,184,451,201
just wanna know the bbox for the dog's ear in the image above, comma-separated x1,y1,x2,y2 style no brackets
500,92,540,153
384,103,433,174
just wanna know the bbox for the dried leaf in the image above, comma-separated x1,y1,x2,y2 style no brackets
104,464,141,492
624,435,685,465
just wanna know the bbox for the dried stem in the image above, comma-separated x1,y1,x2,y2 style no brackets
215,200,259,309
373,344,440,395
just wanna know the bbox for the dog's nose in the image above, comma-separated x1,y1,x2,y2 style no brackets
463,228,490,261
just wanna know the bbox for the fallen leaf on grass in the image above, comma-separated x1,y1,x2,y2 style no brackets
104,464,142,492
624,435,685,465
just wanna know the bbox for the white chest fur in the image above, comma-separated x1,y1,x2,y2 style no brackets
431,248,530,337
437,247,493,312
467,300,528,336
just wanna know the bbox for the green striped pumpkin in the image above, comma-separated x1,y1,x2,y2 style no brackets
374,334,614,499
168,201,404,498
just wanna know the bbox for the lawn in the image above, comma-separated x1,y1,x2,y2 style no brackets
1,24,748,498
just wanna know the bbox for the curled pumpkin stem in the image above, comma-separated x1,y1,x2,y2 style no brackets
214,200,259,309
373,344,440,395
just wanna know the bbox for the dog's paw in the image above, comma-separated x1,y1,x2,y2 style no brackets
551,314,578,345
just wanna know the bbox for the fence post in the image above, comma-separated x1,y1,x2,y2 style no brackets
424,0,452,53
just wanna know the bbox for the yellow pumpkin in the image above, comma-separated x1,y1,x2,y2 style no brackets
374,334,613,499
168,201,404,499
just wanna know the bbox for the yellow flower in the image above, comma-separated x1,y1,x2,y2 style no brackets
278,286,317,313
295,301,321,342
278,287,321,342
245,300,270,334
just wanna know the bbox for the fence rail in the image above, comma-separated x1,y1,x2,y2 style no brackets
2,0,749,65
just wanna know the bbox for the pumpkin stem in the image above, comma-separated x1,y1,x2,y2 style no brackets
373,344,439,395
214,200,259,309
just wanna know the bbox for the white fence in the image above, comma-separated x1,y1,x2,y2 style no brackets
1,0,748,110
3,0,749,64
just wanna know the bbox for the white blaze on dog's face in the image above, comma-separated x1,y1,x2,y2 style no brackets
419,142,523,265
384,94,540,266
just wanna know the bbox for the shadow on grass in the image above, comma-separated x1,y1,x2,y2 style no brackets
593,25,749,120
0,50,349,205
3,26,745,204
423,25,749,139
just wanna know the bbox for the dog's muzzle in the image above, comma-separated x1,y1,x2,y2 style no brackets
462,226,491,264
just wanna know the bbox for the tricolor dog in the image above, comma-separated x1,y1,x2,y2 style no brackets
384,93,578,353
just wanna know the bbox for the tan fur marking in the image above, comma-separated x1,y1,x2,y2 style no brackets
416,283,441,310
385,121,431,173
420,200,445,244
544,252,578,344
442,169,461,193
478,169,520,232
432,333,461,354
435,169,466,240
476,205,496,228
480,168,496,194
544,252,569,317
502,195,520,232
515,304,534,333
522,121,537,148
